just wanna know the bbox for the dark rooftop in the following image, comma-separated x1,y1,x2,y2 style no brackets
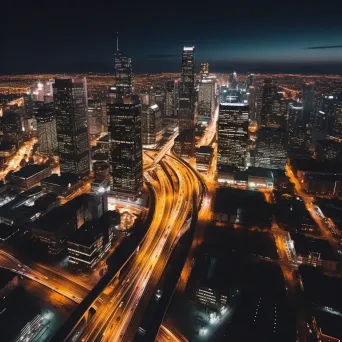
291,234,337,261
11,164,50,180
290,157,342,175
41,172,80,187
0,223,19,241
68,221,101,247
197,146,213,154
0,141,16,151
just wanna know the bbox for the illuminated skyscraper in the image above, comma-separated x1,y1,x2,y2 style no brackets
259,79,287,128
107,95,142,197
255,127,287,170
287,103,310,156
247,73,254,89
113,34,132,98
179,46,196,132
218,103,249,170
35,105,58,155
229,72,238,90
53,78,90,177
200,63,209,79
141,104,163,146
164,80,178,125
198,78,214,122
302,82,315,125
88,98,106,136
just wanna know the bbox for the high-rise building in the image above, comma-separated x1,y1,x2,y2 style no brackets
302,82,315,125
141,104,163,146
107,95,142,197
247,86,257,120
35,105,58,155
287,103,310,156
179,46,196,132
164,80,178,125
217,103,249,170
260,79,288,128
113,34,132,98
229,72,238,90
198,79,214,122
255,128,287,170
53,78,90,177
88,98,106,136
200,63,209,79
0,111,23,147
247,73,254,89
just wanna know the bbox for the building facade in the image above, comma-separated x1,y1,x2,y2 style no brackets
141,104,163,146
218,103,249,170
107,95,142,197
53,78,90,177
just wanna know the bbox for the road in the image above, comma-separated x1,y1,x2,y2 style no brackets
0,250,91,305
285,164,341,256
156,325,188,342
0,137,37,180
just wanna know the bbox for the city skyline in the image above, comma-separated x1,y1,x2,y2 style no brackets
3,0,342,74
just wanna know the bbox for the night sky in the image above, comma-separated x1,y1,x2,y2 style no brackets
2,0,342,74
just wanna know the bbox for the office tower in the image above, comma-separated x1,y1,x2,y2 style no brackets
141,104,163,146
164,80,178,125
35,105,58,155
247,73,254,89
255,128,287,170
287,103,310,156
260,79,287,128
53,78,90,177
113,34,132,98
107,95,142,197
0,111,23,147
217,103,249,170
302,82,315,125
229,72,238,90
88,98,106,136
220,86,229,103
200,63,209,79
179,46,196,132
247,86,256,120
198,78,214,122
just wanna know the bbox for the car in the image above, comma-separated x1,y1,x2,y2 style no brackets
119,301,123,307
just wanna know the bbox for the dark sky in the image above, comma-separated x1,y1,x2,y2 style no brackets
2,0,342,74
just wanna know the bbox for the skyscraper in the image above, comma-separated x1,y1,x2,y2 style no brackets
218,103,249,170
200,63,209,79
35,105,58,155
88,98,106,136
229,72,238,90
53,78,90,177
259,79,287,128
198,78,214,122
113,34,132,98
164,80,178,125
247,73,254,89
141,104,163,146
179,46,196,132
255,127,287,170
287,103,309,156
302,82,315,125
107,95,142,197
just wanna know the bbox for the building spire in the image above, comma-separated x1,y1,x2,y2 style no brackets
116,32,119,51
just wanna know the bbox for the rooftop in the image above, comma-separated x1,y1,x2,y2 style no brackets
41,172,80,187
68,221,101,247
11,164,50,180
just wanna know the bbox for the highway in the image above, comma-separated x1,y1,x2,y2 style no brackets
0,250,90,304
72,162,181,341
